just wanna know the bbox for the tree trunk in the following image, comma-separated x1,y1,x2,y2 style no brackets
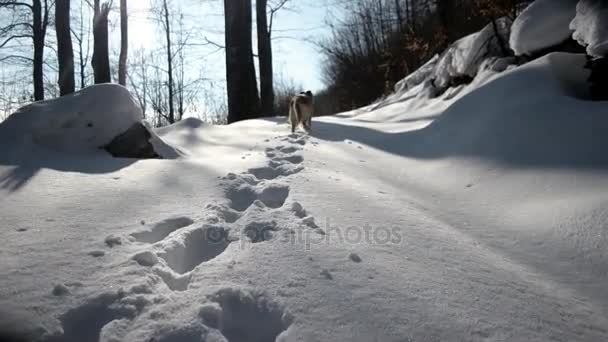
225,0,260,123
118,0,128,86
92,2,111,84
32,0,45,101
56,0,75,96
394,0,403,32
436,0,453,48
256,0,274,116
162,0,175,124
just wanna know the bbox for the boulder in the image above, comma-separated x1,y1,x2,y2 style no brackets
103,122,161,159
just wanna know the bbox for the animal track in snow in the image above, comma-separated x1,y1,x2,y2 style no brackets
258,184,290,209
205,203,241,224
291,202,307,218
248,166,284,181
281,134,307,146
243,221,278,243
158,224,231,275
204,288,293,342
131,216,195,243
46,293,138,342
155,269,192,292
275,154,304,165
145,323,209,342
226,183,290,212
226,185,259,212
277,146,299,154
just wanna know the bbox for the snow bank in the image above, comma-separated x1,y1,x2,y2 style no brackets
433,17,511,90
0,84,180,158
570,0,608,58
510,0,578,56
394,54,439,93
418,52,606,166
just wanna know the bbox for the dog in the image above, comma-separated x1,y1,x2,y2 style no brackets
288,91,314,133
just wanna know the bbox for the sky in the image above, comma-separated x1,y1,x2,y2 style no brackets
128,0,333,92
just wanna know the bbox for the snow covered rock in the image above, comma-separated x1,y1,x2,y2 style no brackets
570,0,608,58
104,122,160,159
510,0,578,56
394,54,439,93
0,84,180,159
433,17,512,91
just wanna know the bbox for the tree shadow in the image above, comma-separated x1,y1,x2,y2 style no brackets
310,95,608,170
0,150,137,193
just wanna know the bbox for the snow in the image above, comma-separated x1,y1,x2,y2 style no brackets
0,83,180,159
433,17,511,90
570,0,608,58
510,0,578,56
394,54,439,93
2,48,608,342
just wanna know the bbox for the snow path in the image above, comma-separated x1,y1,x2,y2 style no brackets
19,126,604,341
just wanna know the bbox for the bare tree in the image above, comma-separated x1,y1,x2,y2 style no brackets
71,0,93,89
91,0,111,83
56,0,75,95
0,0,52,100
118,0,127,85
224,0,259,123
127,48,149,118
161,0,174,123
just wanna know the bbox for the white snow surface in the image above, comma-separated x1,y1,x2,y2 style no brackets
570,0,608,58
2,52,608,341
510,0,578,56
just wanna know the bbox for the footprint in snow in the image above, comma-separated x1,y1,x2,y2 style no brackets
203,288,293,342
225,181,290,212
47,292,141,342
157,224,232,275
131,216,195,244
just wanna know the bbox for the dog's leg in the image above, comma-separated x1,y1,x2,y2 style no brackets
291,102,299,133
288,101,296,133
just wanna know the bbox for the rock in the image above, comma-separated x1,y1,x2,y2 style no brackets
103,122,161,159
587,57,608,101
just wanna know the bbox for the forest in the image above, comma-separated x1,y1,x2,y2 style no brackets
0,0,535,124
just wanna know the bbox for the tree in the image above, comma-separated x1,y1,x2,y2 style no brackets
0,0,52,100
72,0,93,89
256,0,289,116
160,0,174,123
118,0,127,86
91,0,111,83
224,0,259,123
56,0,75,95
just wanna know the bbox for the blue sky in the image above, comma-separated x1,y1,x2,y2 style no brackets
129,0,333,92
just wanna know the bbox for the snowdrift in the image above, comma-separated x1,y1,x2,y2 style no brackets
340,52,605,168
433,17,512,90
571,0,608,58
510,0,578,56
417,52,607,167
0,84,180,159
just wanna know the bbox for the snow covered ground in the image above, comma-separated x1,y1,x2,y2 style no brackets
2,52,608,341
